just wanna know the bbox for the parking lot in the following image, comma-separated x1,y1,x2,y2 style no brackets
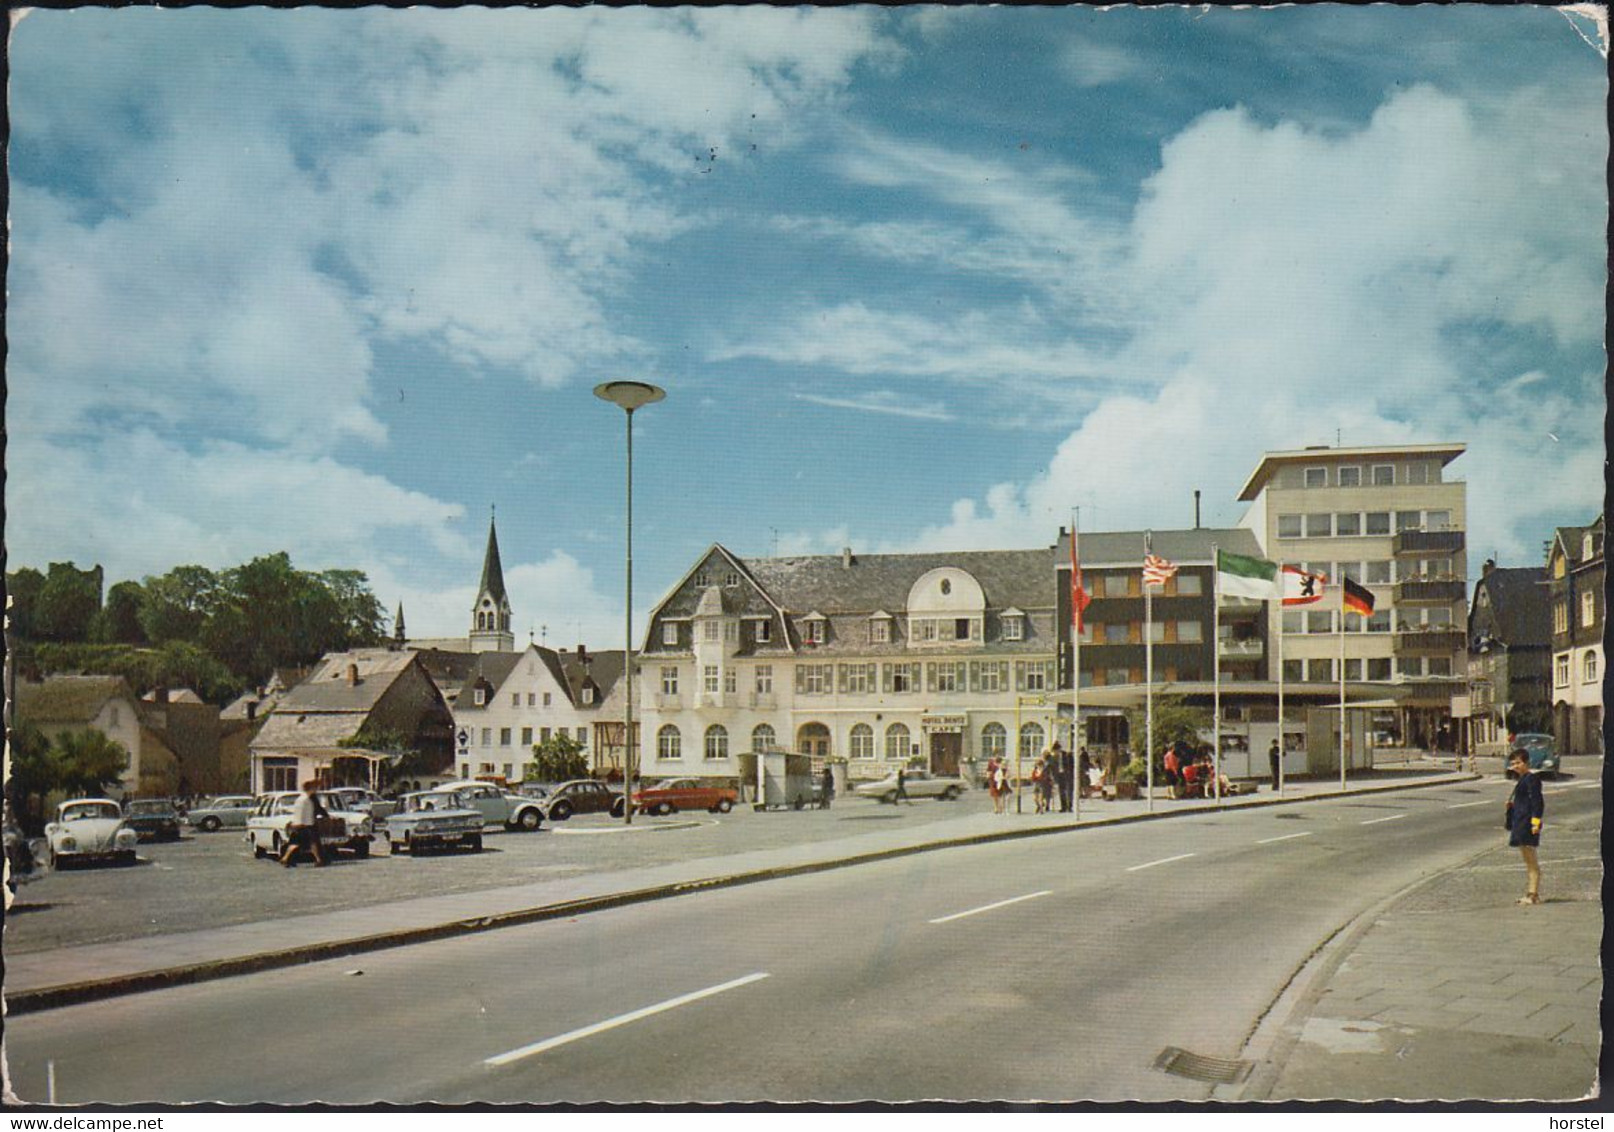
6,790,996,955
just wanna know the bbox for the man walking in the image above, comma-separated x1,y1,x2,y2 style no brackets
279,780,327,868
1055,742,1075,813
1269,739,1282,792
894,764,913,805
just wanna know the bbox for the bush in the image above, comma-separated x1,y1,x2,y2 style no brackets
1118,758,1148,784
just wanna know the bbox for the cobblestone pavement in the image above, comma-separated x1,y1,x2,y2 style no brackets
1256,781,1603,1102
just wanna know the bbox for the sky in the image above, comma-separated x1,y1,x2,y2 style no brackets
7,6,1607,651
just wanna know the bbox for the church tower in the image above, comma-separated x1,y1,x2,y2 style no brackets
469,511,515,653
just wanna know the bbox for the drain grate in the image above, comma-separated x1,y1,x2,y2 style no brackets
1153,1046,1253,1084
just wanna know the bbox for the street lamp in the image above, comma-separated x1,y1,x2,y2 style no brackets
594,380,666,826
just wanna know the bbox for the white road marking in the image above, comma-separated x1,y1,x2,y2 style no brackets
1360,814,1407,826
1447,800,1493,809
928,890,1052,925
1256,831,1314,845
484,973,771,1067
1126,853,1196,872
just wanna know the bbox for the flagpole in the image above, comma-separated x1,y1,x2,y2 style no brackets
1276,581,1285,796
1212,542,1221,805
1339,586,1348,792
1144,531,1154,814
1072,510,1082,823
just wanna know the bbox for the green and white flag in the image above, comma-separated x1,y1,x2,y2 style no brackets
1217,549,1279,600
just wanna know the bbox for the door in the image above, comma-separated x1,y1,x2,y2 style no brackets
930,732,961,776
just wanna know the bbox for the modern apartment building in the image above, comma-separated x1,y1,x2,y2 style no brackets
1237,443,1468,750
636,543,1059,784
1547,515,1604,754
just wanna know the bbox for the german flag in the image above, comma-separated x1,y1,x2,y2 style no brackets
1343,576,1376,616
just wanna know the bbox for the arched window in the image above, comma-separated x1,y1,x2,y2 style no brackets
850,723,874,760
752,723,776,751
981,723,1007,760
1019,722,1045,761
885,723,911,761
705,725,729,760
657,725,682,761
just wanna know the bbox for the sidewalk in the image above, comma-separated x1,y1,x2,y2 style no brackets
5,766,1473,1015
1234,783,1603,1102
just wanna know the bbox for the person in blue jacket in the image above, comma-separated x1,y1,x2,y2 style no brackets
1506,749,1545,905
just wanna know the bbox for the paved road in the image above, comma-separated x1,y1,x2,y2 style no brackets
11,775,1594,1104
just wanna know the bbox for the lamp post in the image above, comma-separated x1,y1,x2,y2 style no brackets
594,380,666,825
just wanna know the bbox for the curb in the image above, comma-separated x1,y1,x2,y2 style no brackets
5,772,1476,1016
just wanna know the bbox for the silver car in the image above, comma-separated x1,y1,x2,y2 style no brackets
854,769,969,803
385,789,485,855
185,795,257,832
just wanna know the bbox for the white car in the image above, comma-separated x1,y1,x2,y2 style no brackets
431,780,546,831
854,769,969,803
45,799,139,867
185,795,257,832
326,786,400,821
385,789,485,855
245,791,375,860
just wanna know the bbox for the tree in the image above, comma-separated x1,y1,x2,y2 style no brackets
91,581,149,645
524,733,588,783
34,562,103,642
1122,696,1214,760
320,569,387,649
52,728,130,797
6,721,55,831
139,565,221,645
6,566,46,640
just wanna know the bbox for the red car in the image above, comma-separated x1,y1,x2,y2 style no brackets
632,777,738,815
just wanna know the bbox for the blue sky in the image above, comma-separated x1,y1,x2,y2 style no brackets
8,6,1606,648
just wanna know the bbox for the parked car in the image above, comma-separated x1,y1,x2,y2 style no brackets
1508,733,1560,778
432,780,548,831
385,789,486,855
245,791,375,859
45,799,139,867
538,779,625,821
854,769,969,803
326,786,400,821
632,778,737,816
122,798,183,842
5,819,38,891
185,795,257,832
516,783,552,801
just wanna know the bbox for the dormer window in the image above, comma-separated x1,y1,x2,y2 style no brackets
582,686,595,705
1002,609,1026,641
802,615,827,645
662,623,679,646
1584,533,1596,561
474,686,487,706
869,612,893,644
755,619,772,644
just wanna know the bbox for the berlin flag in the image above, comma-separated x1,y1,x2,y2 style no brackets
1281,566,1328,606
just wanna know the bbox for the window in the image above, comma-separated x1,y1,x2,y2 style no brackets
1396,510,1422,532
582,686,595,705
756,619,772,643
1277,514,1303,539
1003,615,1024,641
1335,512,1361,536
753,723,776,751
662,623,678,646
704,665,719,694
724,620,738,643
1307,610,1334,634
1177,620,1203,643
1306,513,1333,537
932,662,960,692
694,572,709,587
1145,620,1165,644
1343,658,1363,680
1584,652,1599,683
724,668,736,694
884,723,911,761
870,617,891,643
1367,609,1391,633
886,663,917,693
1105,667,1131,686
955,617,973,641
503,764,514,780
1307,659,1333,682
1018,723,1045,761
658,725,682,760
755,666,773,694
1404,462,1430,485
1281,659,1304,682
500,728,512,747
474,687,487,706
1427,656,1452,677
511,693,520,707
1282,611,1303,635
1367,657,1392,680
1017,660,1048,692
1338,561,1363,583
262,758,299,793
1427,510,1451,532
1555,654,1571,687
981,723,1007,760
577,728,588,745
543,692,552,707
521,727,532,746
850,724,874,760
1176,574,1202,596
703,621,720,642
1554,602,1569,635
803,619,826,644
1372,465,1395,485
724,571,740,587
1304,467,1328,488
540,727,551,743
480,728,492,747
796,664,832,694
1582,591,1596,627
527,693,536,707
1105,624,1129,644
1343,612,1363,633
704,725,728,760
974,661,1006,693
1366,560,1392,584
1398,657,1423,677
1365,512,1390,535
1427,607,1452,628
661,667,679,695
1338,466,1362,487
841,663,874,694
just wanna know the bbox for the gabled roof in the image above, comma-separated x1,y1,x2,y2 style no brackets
277,649,420,713
1062,527,1263,568
454,650,524,710
737,548,1055,614
1472,566,1551,648
1549,514,1605,568
16,675,138,725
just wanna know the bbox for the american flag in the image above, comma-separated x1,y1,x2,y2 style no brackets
1143,553,1178,588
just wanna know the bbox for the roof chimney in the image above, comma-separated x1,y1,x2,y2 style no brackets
247,701,258,722
578,643,589,665
1193,490,1201,530
346,663,360,687
842,547,853,568
1482,558,1496,576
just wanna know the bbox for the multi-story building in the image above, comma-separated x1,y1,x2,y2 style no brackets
1547,515,1604,754
637,543,1058,785
1237,443,1468,750
1466,560,1551,754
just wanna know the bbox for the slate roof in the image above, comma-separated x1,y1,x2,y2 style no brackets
450,650,525,713
1060,527,1264,568
559,648,624,705
1550,514,1605,567
735,548,1056,615
1474,566,1551,648
278,649,420,712
250,712,370,752
478,517,509,606
16,676,138,725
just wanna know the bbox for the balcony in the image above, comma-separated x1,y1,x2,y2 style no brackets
1393,529,1465,556
1217,638,1264,659
1393,628,1466,655
1394,578,1466,604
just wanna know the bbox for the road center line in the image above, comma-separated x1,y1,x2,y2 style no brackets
928,890,1052,925
484,972,770,1067
1126,853,1196,872
1360,814,1407,826
1447,800,1493,809
1256,831,1314,845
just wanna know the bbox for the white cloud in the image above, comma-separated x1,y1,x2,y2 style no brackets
1060,37,1152,88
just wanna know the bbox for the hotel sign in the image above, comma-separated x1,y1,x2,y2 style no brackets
921,714,967,732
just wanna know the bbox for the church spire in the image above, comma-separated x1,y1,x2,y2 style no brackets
393,602,407,647
469,508,514,652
